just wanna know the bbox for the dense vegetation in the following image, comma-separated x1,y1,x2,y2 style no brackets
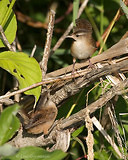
0,0,128,160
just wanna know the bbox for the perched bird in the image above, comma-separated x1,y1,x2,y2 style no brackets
19,95,58,135
24,98,58,135
67,18,96,72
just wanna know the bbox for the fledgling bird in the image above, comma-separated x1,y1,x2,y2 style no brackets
67,18,96,72
23,98,58,135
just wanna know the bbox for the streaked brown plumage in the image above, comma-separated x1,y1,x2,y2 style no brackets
25,99,57,135
19,96,58,135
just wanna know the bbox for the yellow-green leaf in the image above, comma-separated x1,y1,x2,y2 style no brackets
0,0,17,47
0,51,42,102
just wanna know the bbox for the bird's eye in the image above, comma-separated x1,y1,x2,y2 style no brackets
76,34,79,37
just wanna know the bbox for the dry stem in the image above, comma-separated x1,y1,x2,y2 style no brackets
40,10,55,78
85,109,94,160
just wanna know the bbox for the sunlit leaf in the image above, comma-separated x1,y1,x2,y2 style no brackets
0,51,42,102
0,0,17,47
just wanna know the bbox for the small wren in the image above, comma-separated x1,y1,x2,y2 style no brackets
25,99,58,135
67,18,96,71
19,95,58,135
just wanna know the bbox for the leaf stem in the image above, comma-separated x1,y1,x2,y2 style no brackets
0,25,14,51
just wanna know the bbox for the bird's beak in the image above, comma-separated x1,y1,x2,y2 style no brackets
66,34,77,41
66,35,73,38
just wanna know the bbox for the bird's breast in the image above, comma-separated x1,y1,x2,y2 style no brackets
71,38,95,60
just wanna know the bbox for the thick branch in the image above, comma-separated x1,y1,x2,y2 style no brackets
0,57,128,104
9,78,128,148
51,58,128,105
60,78,128,129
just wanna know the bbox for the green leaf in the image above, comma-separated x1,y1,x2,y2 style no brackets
73,137,86,156
0,104,20,145
72,126,84,138
120,0,128,19
2,146,67,160
94,150,110,160
0,51,42,102
0,144,19,157
73,0,80,26
0,0,17,47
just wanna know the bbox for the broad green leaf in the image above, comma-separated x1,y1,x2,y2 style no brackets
3,116,20,144
0,104,20,145
0,51,42,102
0,144,18,157
120,0,128,19
0,0,17,47
2,146,67,160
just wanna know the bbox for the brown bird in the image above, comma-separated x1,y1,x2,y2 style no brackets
19,97,58,135
67,18,96,72
25,99,57,135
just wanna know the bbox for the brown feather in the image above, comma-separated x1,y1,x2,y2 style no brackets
73,18,92,33
25,107,57,129
24,99,58,134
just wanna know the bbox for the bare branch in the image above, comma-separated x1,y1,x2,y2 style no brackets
9,78,128,153
60,78,128,129
40,10,55,78
30,45,37,57
85,110,94,160
0,57,128,104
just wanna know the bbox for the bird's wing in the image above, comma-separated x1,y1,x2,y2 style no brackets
25,107,57,129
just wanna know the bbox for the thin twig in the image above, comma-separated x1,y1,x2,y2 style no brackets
108,105,126,159
0,72,80,101
40,10,55,78
30,45,37,57
51,23,73,53
92,116,123,159
0,25,15,51
51,0,89,53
